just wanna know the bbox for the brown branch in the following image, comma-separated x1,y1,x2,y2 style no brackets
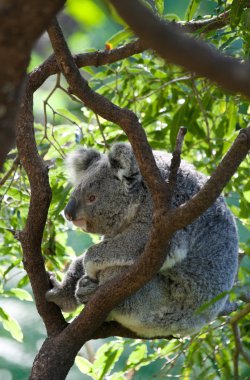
0,0,66,169
166,127,187,207
15,82,67,336
109,0,250,98
28,40,146,94
181,10,230,33
28,18,250,379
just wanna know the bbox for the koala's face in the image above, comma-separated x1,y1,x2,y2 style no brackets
64,143,142,235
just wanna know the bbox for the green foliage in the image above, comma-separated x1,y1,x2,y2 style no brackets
186,0,201,21
0,0,250,379
0,307,23,342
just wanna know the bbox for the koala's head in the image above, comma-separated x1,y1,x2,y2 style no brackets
64,143,143,235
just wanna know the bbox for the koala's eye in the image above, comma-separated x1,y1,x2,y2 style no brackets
88,195,96,203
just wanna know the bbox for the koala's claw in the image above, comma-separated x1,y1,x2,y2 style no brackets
46,272,78,312
75,275,99,304
47,272,61,289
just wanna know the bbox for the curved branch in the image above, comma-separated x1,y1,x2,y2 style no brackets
109,0,250,98
15,83,67,336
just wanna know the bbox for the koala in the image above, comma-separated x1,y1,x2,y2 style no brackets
46,143,238,338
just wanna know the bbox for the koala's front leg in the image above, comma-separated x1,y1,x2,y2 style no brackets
46,255,85,312
84,223,149,280
75,275,99,304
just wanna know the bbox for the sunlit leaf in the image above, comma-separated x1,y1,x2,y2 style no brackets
185,0,201,21
155,0,164,15
107,28,133,47
66,0,105,27
5,288,33,302
75,356,93,375
0,307,23,342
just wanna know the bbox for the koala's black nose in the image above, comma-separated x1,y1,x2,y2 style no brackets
64,198,77,221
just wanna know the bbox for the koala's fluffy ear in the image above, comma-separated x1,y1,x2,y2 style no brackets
65,148,101,185
108,143,142,193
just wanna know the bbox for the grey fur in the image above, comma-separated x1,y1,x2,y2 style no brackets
46,143,238,337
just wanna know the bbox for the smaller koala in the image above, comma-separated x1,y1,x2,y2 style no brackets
46,143,238,338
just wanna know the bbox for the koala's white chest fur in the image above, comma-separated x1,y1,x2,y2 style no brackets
160,247,188,271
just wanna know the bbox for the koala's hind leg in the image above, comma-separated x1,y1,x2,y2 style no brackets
46,255,85,312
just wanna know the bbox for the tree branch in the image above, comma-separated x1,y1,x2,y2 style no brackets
15,83,67,336
109,0,250,98
181,10,230,33
27,8,232,95
0,0,66,169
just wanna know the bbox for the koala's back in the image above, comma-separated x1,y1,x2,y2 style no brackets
146,151,238,335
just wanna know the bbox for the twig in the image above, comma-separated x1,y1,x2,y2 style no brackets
0,156,20,187
95,113,109,150
165,127,187,210
230,303,250,325
181,10,230,33
232,323,250,364
130,75,191,102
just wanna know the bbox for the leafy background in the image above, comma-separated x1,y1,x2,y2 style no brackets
0,0,250,379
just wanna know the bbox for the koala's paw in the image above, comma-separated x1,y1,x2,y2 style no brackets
46,273,78,312
75,275,99,304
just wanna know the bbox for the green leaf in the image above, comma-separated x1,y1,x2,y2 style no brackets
17,274,30,288
127,344,147,366
93,342,124,380
227,101,238,136
75,356,93,375
107,28,133,47
243,190,250,203
0,307,23,342
155,0,164,15
185,0,200,21
66,0,105,28
5,288,33,301
230,0,248,28
195,291,229,314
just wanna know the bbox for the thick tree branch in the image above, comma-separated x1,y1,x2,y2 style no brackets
109,0,250,98
15,83,67,336
0,0,66,169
